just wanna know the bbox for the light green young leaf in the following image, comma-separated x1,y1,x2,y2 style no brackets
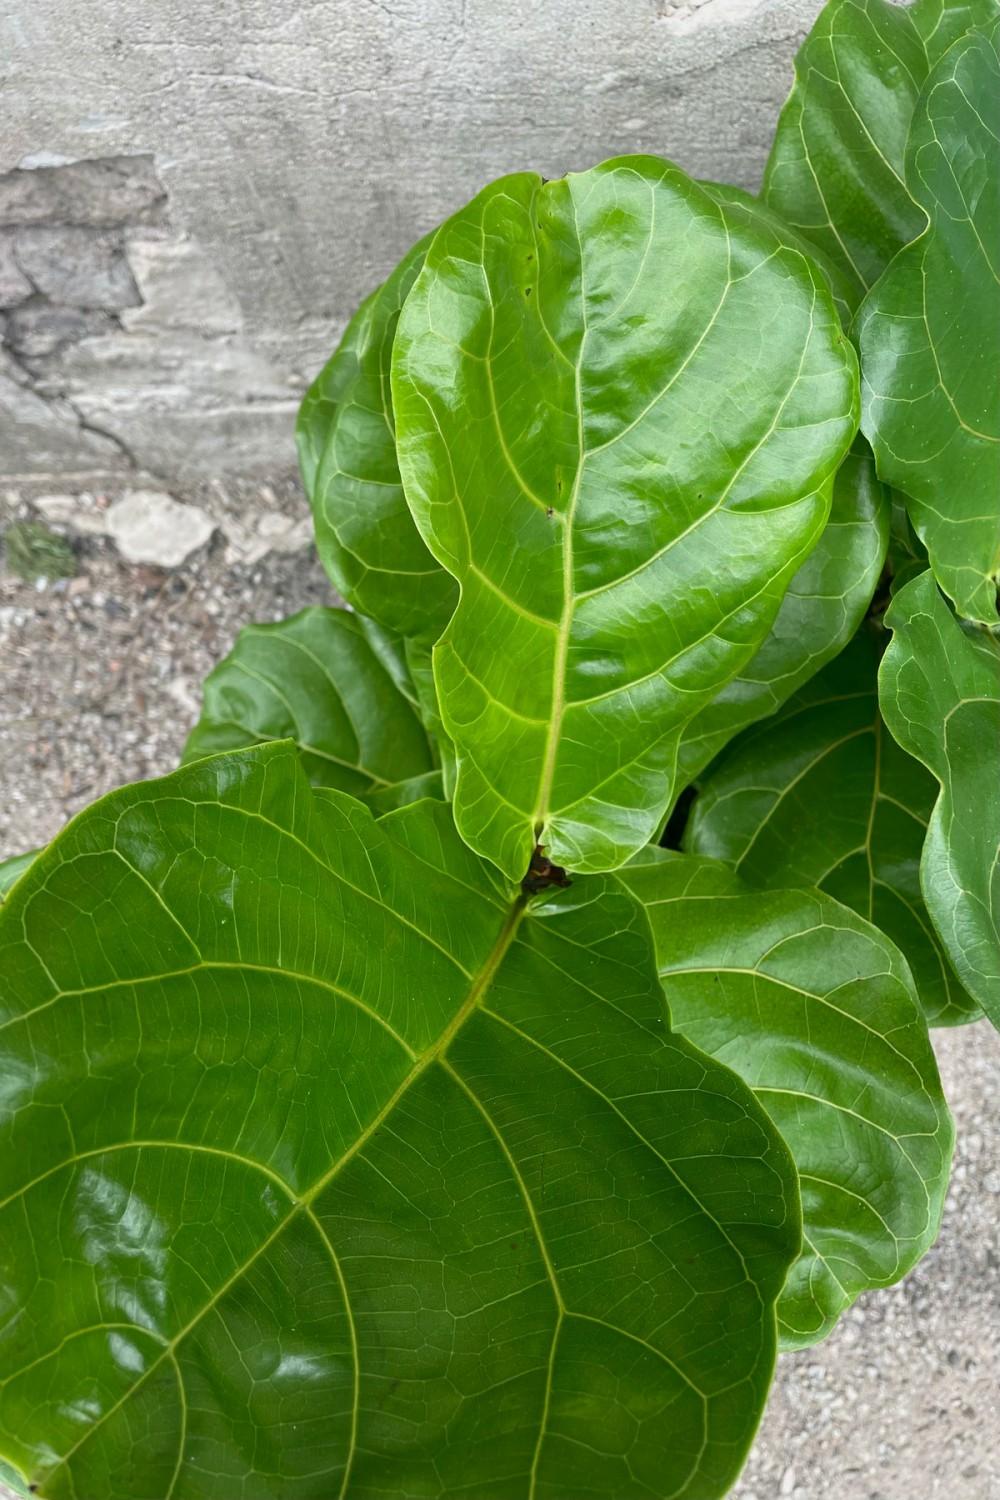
0,850,38,903
676,439,888,789
182,606,435,801
686,630,980,1026
667,188,888,790
297,238,457,641
700,180,858,327
0,744,800,1500
392,155,858,880
0,1457,30,1500
858,17,1000,624
621,850,954,1348
763,0,999,307
880,571,1000,1024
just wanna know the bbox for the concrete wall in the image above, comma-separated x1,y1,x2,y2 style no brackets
1,0,822,490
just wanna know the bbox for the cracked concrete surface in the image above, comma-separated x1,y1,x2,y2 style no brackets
0,154,297,486
1,0,827,489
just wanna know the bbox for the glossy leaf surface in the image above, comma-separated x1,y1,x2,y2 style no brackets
700,180,857,327
0,743,800,1500
676,439,888,789
297,239,458,640
858,17,1000,624
622,851,953,1347
182,607,434,801
686,631,979,1026
880,571,1000,1024
393,155,858,879
671,189,887,789
763,0,999,307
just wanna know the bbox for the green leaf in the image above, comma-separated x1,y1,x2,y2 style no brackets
392,155,858,880
0,850,38,904
676,438,888,789
297,239,458,641
699,180,858,328
0,743,800,1500
0,1456,30,1500
621,850,954,1348
880,571,1000,1024
667,189,887,790
685,630,980,1026
182,606,435,801
763,0,999,308
857,17,1000,624
364,768,445,816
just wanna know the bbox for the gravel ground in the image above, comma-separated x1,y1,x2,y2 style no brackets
1,508,997,1500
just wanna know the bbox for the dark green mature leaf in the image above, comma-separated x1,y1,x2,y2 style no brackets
392,155,858,880
676,440,888,789
182,606,435,801
365,769,445,815
0,743,800,1500
858,17,1000,625
297,239,458,641
621,851,953,1348
763,0,999,308
880,571,1000,1025
686,631,979,1026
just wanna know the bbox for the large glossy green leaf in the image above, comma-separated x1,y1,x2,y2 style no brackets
621,850,953,1348
667,188,888,790
857,17,1000,624
675,439,888,788
685,630,980,1026
297,239,458,641
763,0,999,308
0,743,800,1500
880,571,1000,1025
392,155,859,880
182,606,435,802
700,180,858,327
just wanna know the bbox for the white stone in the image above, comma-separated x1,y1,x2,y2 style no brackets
33,494,108,534
166,674,202,717
223,510,313,564
104,489,215,567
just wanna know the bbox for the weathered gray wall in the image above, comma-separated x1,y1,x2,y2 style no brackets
1,0,821,489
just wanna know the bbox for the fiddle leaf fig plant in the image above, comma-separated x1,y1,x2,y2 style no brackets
686,629,981,1027
620,850,952,1349
857,14,1000,624
1,1,997,1496
390,158,857,880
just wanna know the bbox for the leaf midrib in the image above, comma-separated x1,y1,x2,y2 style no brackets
34,893,529,1495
